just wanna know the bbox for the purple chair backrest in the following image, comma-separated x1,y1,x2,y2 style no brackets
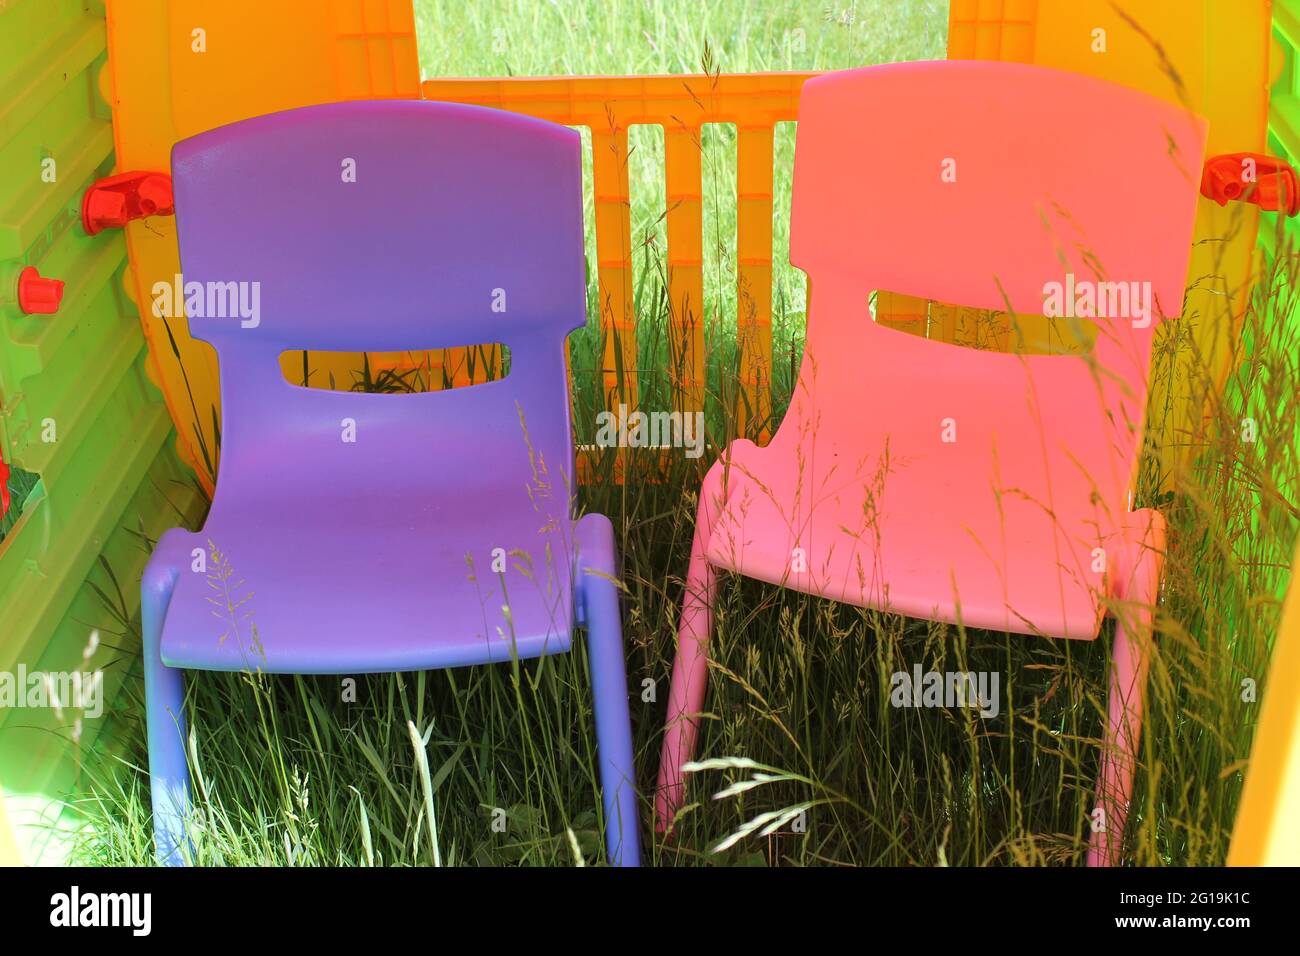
170,101,586,490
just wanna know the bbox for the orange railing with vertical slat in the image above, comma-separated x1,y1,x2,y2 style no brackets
423,73,813,469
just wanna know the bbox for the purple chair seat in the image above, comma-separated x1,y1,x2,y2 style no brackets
159,470,575,673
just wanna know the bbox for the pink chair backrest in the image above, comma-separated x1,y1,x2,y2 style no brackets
790,60,1206,496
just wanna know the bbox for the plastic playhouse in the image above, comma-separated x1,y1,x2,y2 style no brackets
1,0,1298,870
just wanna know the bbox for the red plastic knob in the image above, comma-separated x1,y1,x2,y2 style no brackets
83,188,129,233
0,455,10,520
1200,153,1300,217
82,171,175,235
136,174,173,216
17,266,64,315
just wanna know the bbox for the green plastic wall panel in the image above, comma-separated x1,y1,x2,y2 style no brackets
3,445,203,862
1262,1,1300,410
0,0,206,863
1249,0,1300,611
1269,0,1300,255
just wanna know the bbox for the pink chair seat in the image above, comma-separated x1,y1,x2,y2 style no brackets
707,330,1139,638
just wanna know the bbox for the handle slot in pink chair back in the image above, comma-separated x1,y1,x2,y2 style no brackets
788,60,1207,497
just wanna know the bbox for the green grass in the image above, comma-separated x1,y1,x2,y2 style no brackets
61,0,1299,866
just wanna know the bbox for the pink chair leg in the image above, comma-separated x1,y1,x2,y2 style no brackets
1087,512,1164,866
655,461,727,833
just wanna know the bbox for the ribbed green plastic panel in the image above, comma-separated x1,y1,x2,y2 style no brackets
1267,0,1300,256
0,0,205,862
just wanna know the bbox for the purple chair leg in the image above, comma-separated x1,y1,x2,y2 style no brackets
575,513,641,867
142,533,191,866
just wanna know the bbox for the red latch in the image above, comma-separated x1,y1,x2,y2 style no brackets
81,171,175,235
16,266,64,315
1200,153,1300,217
0,453,10,521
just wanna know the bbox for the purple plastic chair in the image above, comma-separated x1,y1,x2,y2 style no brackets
141,100,641,866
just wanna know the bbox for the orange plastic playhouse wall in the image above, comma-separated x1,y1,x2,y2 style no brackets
105,0,421,490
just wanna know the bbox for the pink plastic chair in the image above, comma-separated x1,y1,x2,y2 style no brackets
655,61,1206,865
